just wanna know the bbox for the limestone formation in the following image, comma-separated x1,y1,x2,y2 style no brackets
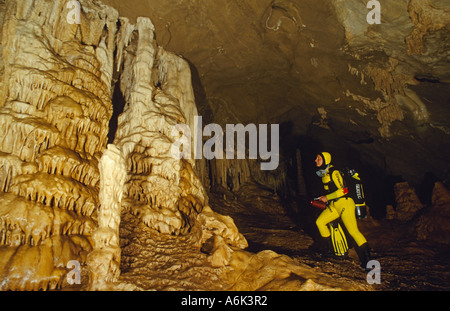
0,0,117,290
113,16,205,236
0,0,247,290
335,0,449,139
393,181,424,221
109,16,248,276
111,16,246,254
224,250,371,291
406,0,450,56
0,0,448,292
415,182,450,243
87,144,126,290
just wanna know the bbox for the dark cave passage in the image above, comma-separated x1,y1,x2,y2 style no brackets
108,82,126,144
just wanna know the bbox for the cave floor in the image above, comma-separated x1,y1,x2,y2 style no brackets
118,211,228,291
69,182,449,291
209,182,450,291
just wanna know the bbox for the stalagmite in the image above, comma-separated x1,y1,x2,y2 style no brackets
109,15,251,272
393,181,424,221
87,144,127,290
204,207,247,249
113,16,234,241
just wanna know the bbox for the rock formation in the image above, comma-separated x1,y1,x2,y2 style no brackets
86,144,126,290
113,16,207,236
385,181,450,245
392,181,424,221
0,0,448,292
0,0,246,291
415,182,450,244
0,0,117,290
224,250,371,291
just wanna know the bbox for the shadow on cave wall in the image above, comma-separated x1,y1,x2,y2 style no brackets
108,82,126,144
186,59,214,126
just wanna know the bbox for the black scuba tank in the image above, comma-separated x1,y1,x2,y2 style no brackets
343,168,367,219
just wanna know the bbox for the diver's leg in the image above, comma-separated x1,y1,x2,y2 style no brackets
316,205,339,238
339,198,367,247
339,198,371,268
315,206,339,255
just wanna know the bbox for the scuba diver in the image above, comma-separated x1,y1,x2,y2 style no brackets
314,152,371,269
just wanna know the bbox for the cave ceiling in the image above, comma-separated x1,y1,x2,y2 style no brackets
101,0,450,184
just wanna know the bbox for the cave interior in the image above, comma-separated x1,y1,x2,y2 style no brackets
0,0,449,292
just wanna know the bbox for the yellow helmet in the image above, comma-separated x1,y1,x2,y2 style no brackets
321,152,332,166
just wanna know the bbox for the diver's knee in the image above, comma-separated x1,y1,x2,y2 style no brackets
315,217,324,228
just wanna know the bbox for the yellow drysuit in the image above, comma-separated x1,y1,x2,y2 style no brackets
316,164,367,247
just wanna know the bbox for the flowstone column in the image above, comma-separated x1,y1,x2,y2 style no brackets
87,144,127,290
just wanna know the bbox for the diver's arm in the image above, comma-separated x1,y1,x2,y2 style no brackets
325,170,346,201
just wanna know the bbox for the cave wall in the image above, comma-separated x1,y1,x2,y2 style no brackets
100,0,450,193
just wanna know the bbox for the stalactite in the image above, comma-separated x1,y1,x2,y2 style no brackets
0,193,96,247
207,155,293,198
